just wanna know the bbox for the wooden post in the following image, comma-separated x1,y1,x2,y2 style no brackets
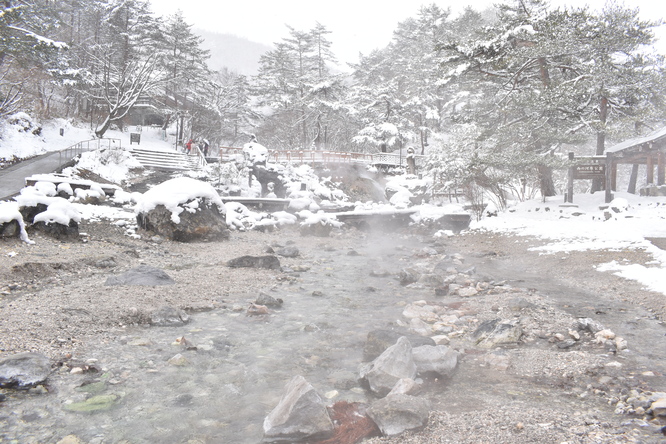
658,152,665,186
610,161,617,191
566,152,574,203
605,153,613,203
647,155,654,184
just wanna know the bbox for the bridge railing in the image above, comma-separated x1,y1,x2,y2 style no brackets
217,147,425,167
58,138,122,169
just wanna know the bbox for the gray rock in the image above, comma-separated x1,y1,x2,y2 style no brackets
0,353,51,388
575,318,604,334
367,394,430,436
472,319,522,348
299,222,333,237
363,330,435,362
263,375,334,443
388,378,419,396
32,220,79,239
0,220,20,238
105,265,175,286
556,339,577,349
417,274,444,287
360,337,417,397
149,306,190,326
227,255,281,270
256,292,283,307
398,268,420,286
412,345,458,377
276,246,299,258
136,202,229,242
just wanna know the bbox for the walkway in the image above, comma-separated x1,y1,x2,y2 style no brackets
0,151,64,201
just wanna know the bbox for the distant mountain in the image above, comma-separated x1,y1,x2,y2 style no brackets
197,29,272,76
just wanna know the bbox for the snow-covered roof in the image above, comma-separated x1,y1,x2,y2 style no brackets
606,125,666,154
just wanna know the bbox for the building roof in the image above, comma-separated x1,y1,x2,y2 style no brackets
606,125,666,154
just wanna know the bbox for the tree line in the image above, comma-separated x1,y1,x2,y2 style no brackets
1,0,665,198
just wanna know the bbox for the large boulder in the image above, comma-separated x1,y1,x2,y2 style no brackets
136,203,229,242
367,394,430,436
0,352,51,388
263,375,334,443
32,220,79,239
360,337,417,397
16,195,81,240
252,165,287,198
135,177,229,242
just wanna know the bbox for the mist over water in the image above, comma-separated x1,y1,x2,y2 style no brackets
2,230,432,443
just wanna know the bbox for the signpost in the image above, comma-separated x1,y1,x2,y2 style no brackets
565,152,607,203
573,164,605,180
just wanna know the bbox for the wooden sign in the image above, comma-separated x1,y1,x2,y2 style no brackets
573,164,605,179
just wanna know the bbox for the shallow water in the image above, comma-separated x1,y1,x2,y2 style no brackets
1,232,435,443
3,229,666,444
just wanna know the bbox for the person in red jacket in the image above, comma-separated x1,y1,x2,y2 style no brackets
185,139,193,154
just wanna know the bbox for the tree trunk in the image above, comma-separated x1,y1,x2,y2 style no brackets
627,164,639,194
591,97,609,192
95,115,111,138
538,164,557,198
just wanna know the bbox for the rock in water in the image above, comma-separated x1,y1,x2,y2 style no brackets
0,353,51,388
360,337,417,397
149,306,190,326
363,330,435,362
105,265,175,286
276,246,300,258
367,394,430,436
263,375,334,443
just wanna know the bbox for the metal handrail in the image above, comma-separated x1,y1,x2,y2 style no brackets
190,145,208,169
57,138,122,169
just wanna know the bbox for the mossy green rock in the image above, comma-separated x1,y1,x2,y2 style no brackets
64,394,119,413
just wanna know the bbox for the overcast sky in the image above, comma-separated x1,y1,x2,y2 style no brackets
150,0,666,67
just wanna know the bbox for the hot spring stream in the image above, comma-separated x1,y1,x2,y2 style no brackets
2,233,437,443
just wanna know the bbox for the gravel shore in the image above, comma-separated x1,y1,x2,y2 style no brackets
2,218,666,443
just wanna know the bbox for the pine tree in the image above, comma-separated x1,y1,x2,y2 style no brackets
0,0,66,116
434,0,666,197
252,23,343,150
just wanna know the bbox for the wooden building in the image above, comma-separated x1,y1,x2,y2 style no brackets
604,126,666,203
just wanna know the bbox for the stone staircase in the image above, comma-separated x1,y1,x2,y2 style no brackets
127,147,204,171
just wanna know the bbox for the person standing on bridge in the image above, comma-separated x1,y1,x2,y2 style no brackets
202,139,210,157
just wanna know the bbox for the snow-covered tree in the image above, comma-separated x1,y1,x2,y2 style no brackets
433,0,666,197
0,0,66,116
252,23,347,150
349,5,453,154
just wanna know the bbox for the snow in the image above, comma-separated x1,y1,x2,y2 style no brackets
134,177,225,224
1,117,665,297
473,192,666,295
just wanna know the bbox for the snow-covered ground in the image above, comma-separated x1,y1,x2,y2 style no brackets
474,193,666,295
1,117,665,296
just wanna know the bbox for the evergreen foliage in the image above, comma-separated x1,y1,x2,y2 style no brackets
1,0,665,201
